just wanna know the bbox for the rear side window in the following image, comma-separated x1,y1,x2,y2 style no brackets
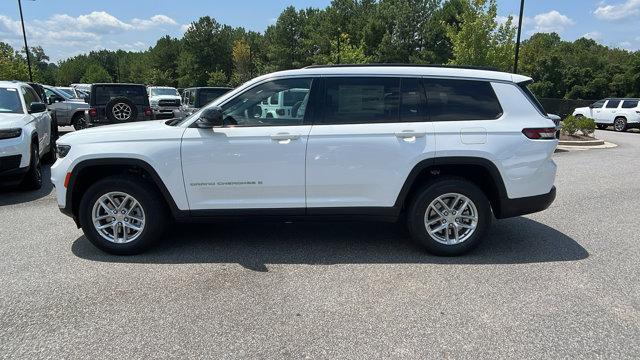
424,79,503,121
324,77,400,124
621,100,638,108
198,89,230,106
606,100,621,108
95,85,147,105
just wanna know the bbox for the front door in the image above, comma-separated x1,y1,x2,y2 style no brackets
181,78,315,211
602,99,621,124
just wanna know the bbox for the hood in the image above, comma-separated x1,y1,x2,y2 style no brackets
149,95,181,101
0,113,32,129
58,119,184,146
573,106,589,113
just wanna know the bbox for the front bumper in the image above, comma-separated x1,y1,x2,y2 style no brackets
152,106,182,119
495,186,556,219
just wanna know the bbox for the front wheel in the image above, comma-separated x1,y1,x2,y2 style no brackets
78,176,169,255
596,124,607,130
406,178,491,256
20,142,42,190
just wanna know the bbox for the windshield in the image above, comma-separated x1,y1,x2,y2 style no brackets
0,88,23,114
150,88,179,97
56,88,75,99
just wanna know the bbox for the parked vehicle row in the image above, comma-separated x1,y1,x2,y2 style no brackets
51,65,559,257
573,98,640,132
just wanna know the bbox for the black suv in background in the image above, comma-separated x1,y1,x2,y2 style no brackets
180,87,232,117
85,83,152,127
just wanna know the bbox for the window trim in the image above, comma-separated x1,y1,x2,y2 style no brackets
423,77,504,122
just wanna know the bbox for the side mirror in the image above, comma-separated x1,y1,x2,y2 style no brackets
196,106,224,128
29,102,47,113
48,94,59,105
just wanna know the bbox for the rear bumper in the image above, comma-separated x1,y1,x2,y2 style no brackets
495,186,556,219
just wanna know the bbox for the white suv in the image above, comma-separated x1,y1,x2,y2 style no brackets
1,81,55,190
51,65,558,256
573,98,640,132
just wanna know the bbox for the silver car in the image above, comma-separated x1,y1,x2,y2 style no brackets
43,86,89,130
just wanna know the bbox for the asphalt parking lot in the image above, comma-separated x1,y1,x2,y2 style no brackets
1,129,638,359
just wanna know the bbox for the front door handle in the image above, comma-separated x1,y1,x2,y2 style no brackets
270,133,300,142
395,130,426,139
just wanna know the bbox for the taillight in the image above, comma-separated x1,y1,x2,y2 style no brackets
144,107,153,117
522,128,557,140
88,108,97,118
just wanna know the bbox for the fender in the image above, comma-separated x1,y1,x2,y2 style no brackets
64,158,185,220
393,156,508,210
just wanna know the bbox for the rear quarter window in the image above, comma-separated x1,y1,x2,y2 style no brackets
424,79,503,121
95,86,147,105
621,100,639,108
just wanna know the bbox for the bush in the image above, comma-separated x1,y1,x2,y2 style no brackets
561,115,596,136
561,116,579,135
577,116,596,135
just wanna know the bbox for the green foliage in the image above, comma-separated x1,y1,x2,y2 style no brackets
446,0,516,71
562,116,596,136
80,64,112,83
561,116,579,136
577,116,596,135
207,70,228,87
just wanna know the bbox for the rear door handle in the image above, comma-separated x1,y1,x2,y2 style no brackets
395,130,426,139
270,133,300,141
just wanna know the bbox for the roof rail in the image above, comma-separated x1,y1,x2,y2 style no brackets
303,63,501,72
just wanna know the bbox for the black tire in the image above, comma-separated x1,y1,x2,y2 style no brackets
72,112,88,131
575,114,583,118
614,117,627,132
78,175,169,255
406,177,491,256
43,120,57,164
596,124,607,130
105,97,137,123
20,141,42,190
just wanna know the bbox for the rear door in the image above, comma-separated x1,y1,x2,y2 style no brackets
305,76,435,211
603,99,621,123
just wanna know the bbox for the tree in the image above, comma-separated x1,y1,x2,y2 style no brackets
446,0,516,71
231,38,252,86
80,64,112,83
207,70,228,87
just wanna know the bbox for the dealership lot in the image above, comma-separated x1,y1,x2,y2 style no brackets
0,129,638,358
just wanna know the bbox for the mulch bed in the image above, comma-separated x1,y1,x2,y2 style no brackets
559,133,596,141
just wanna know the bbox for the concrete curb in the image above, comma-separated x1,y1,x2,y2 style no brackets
556,141,617,153
558,139,605,146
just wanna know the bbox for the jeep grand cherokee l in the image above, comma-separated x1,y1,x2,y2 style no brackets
52,65,557,256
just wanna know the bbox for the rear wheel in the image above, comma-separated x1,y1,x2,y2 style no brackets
406,178,491,256
72,112,87,131
20,142,42,190
78,176,169,255
614,117,627,132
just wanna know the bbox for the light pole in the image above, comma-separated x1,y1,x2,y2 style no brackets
17,0,33,82
513,0,525,74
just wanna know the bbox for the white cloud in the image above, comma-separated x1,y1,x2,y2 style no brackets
0,11,183,61
532,10,575,33
180,23,192,33
594,0,640,21
582,31,603,40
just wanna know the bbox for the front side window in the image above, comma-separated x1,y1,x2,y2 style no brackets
424,79,503,121
400,78,427,122
21,86,39,106
591,100,606,108
323,77,400,124
606,100,621,108
0,88,23,114
220,78,312,127
621,100,638,109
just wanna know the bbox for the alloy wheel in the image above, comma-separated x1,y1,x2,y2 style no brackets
112,103,132,121
424,193,478,245
92,191,145,244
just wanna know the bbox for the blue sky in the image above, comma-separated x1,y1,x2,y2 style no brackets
1,0,639,62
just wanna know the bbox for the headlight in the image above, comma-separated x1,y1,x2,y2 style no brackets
0,128,22,140
56,144,71,158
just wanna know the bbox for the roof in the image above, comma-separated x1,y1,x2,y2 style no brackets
147,86,178,89
184,86,234,90
250,64,532,84
0,81,24,88
91,83,145,86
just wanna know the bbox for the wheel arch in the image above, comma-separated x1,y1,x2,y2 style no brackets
66,158,183,222
394,157,508,218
